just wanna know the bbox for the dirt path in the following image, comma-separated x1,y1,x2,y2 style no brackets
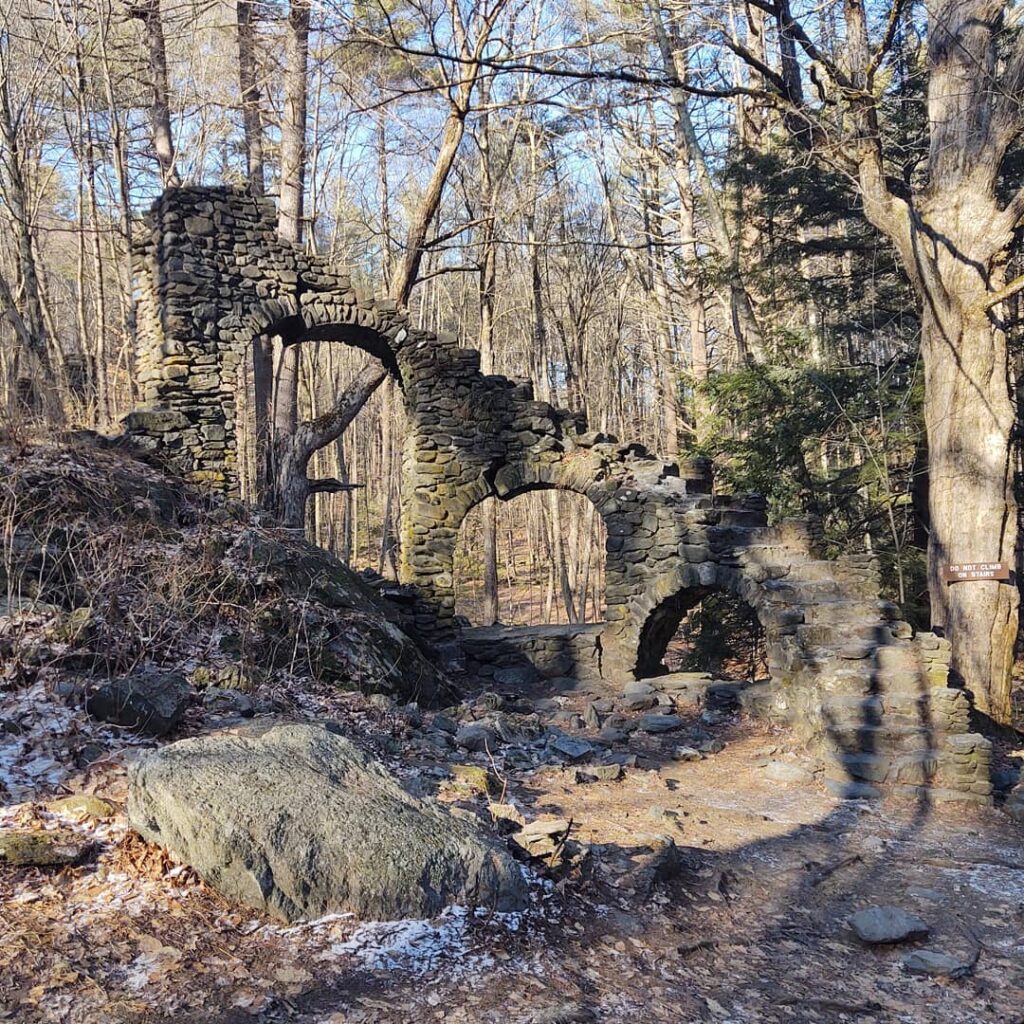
2,677,1023,1024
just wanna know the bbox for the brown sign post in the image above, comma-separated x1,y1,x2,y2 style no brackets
941,562,1012,584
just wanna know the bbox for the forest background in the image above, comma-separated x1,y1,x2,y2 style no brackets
2,0,1021,719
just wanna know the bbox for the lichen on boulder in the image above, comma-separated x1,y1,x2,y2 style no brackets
128,722,528,923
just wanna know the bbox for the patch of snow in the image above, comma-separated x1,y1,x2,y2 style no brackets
322,906,524,977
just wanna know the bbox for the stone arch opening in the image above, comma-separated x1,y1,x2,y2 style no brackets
454,489,607,627
636,571,773,682
638,585,769,682
232,319,403,508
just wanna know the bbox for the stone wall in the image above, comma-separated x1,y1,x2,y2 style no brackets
461,624,605,683
126,186,993,804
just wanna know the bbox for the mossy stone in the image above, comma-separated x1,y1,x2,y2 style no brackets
44,794,116,820
0,830,92,866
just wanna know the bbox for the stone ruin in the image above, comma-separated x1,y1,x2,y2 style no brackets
126,186,992,803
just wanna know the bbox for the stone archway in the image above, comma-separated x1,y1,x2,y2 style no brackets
125,185,995,804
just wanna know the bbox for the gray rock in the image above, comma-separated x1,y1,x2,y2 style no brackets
550,735,593,761
623,680,656,696
575,763,623,783
850,906,929,945
901,949,971,977
622,693,658,712
86,670,191,736
638,713,684,734
1004,783,1024,824
671,746,702,762
697,737,725,754
455,723,496,752
202,687,255,717
583,702,601,730
128,722,527,922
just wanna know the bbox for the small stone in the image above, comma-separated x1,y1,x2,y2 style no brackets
697,737,725,754
583,702,601,730
575,764,623,784
671,746,702,762
431,714,458,734
86,670,191,737
622,694,657,712
647,806,680,825
0,830,93,867
44,794,116,820
850,906,929,945
488,802,525,830
763,760,813,784
638,713,684,734
550,735,593,762
203,687,255,717
901,949,970,977
449,764,500,797
519,818,571,843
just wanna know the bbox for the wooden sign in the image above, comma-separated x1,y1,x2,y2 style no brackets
942,562,1011,584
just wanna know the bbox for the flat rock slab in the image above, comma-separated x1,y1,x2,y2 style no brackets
128,722,527,923
902,949,971,977
0,830,93,867
850,906,929,944
637,714,684,734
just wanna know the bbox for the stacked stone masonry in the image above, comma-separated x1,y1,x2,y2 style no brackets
126,187,992,803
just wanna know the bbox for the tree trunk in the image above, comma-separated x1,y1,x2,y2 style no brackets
131,0,179,187
477,107,499,625
0,52,59,414
921,305,1018,722
389,109,467,306
273,361,387,529
236,0,264,197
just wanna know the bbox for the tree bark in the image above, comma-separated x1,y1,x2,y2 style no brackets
389,109,468,307
279,0,309,247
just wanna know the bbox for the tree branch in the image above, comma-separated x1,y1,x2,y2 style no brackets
980,273,1024,313
294,360,389,459
308,478,364,494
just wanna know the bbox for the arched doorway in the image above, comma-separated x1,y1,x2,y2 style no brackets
233,314,405,565
636,581,771,685
454,489,607,627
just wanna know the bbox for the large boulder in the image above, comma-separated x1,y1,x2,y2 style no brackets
128,722,528,922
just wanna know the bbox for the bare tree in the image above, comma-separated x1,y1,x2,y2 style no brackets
128,0,180,187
